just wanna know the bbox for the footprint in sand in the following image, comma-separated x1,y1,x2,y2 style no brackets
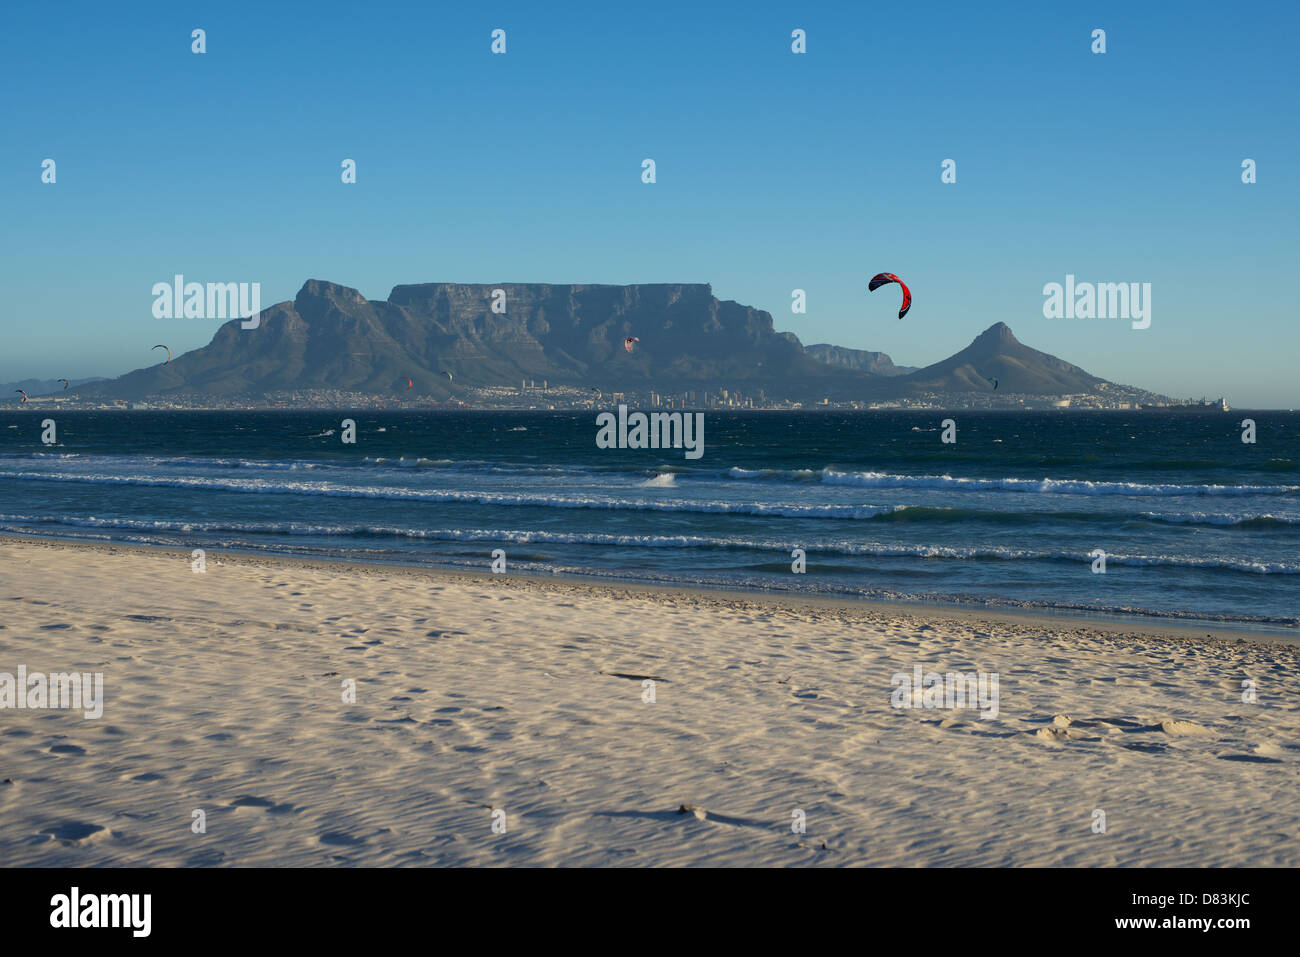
229,795,298,814
1218,753,1283,764
230,795,275,808
40,821,105,843
185,850,227,865
1115,740,1169,754
48,744,87,756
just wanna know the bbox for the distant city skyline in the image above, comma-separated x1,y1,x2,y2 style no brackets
2,1,1296,405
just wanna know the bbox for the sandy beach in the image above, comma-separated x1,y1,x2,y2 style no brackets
1,536,1296,867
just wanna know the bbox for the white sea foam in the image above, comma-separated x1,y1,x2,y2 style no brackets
2,513,1295,574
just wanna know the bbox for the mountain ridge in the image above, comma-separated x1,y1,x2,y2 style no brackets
804,343,916,377
71,279,1160,403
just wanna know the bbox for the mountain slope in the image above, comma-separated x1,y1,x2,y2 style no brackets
83,280,873,400
890,322,1106,395
78,280,1148,402
2,377,106,397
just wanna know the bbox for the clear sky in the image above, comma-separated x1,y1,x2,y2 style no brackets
2,0,1296,405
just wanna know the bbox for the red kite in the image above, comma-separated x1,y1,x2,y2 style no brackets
869,273,912,319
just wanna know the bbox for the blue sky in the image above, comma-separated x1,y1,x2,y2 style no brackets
2,0,1297,405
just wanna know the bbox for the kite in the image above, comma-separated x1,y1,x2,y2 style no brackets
590,387,602,401
152,344,172,363
986,376,999,391
14,390,27,403
624,337,639,353
868,273,912,319
58,378,69,390
405,377,414,389
441,371,453,383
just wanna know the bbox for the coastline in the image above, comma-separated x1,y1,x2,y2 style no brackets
2,533,1295,648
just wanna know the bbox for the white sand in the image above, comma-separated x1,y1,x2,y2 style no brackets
1,538,1297,866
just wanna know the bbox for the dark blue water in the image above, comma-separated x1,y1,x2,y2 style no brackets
1,410,1296,631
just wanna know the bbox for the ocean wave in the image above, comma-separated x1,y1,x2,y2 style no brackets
0,470,899,519
6,468,1299,529
1139,511,1300,528
9,449,1294,497
717,465,1300,496
0,452,326,472
876,505,1300,528
726,466,821,482
1,513,1294,574
818,469,1298,497
3,452,640,478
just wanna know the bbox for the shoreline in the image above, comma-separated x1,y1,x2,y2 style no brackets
4,533,1295,649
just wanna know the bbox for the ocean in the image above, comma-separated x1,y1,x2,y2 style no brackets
2,409,1296,633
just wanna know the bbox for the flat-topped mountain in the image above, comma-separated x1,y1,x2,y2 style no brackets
804,343,915,377
76,280,1155,403
81,280,869,400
